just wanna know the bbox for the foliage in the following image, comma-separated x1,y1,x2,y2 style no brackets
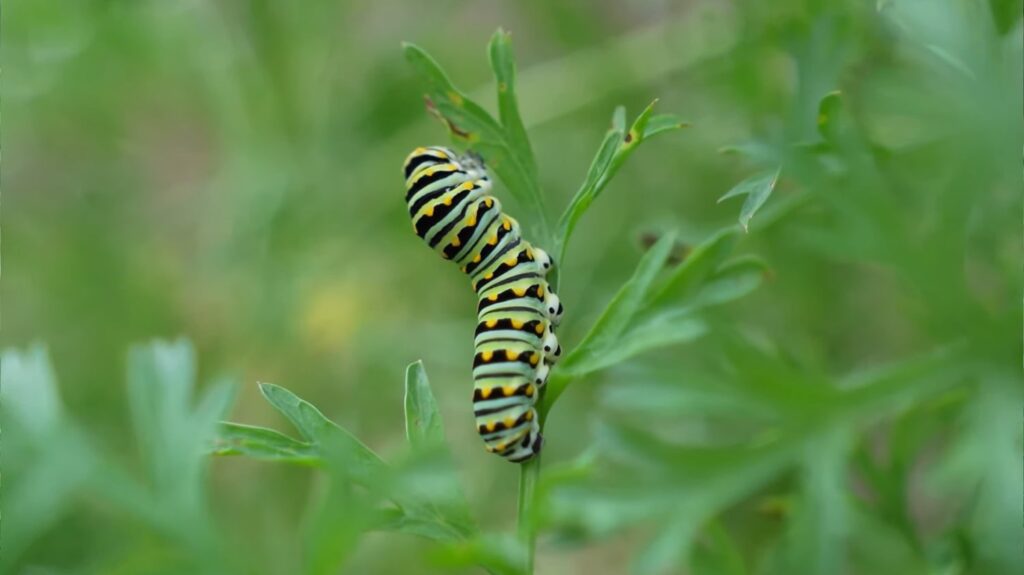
4,1,1020,574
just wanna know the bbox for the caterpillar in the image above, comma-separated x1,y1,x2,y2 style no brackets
403,146,563,463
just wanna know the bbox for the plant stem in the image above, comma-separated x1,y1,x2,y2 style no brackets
516,449,541,574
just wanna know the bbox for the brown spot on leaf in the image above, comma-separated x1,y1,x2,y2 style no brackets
423,95,473,140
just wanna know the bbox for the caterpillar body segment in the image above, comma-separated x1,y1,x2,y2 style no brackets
403,146,562,463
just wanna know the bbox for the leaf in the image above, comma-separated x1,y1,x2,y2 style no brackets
816,90,844,143
644,114,691,138
557,127,622,261
488,28,537,181
0,343,63,437
644,227,739,311
404,360,445,448
563,310,707,379
258,382,386,484
717,140,779,166
557,101,688,262
631,513,700,575
760,429,853,575
718,169,781,231
689,255,770,309
212,422,320,465
598,370,776,420
559,232,677,372
430,533,527,575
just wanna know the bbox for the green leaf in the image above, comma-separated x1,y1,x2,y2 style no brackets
691,520,749,575
557,101,688,262
560,232,677,370
816,90,844,143
631,513,700,575
689,255,770,309
257,382,386,484
761,429,853,575
488,28,537,181
545,233,676,408
644,227,740,311
430,533,527,575
1,343,63,437
212,422,320,465
404,360,445,448
557,127,622,262
562,310,707,379
718,169,781,231
599,371,776,420
644,114,691,138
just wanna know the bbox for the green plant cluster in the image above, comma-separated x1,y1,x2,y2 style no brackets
3,1,1020,574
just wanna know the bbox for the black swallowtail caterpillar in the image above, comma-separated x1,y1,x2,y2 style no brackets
403,146,563,463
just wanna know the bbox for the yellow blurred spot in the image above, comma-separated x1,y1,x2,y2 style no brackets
300,280,362,353
503,385,515,396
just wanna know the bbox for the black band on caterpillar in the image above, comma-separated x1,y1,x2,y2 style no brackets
403,146,563,463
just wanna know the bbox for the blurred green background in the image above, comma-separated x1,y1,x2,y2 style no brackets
3,0,1022,574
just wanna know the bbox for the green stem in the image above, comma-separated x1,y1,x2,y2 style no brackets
516,452,541,574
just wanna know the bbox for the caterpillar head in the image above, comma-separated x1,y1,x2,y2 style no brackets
458,150,490,182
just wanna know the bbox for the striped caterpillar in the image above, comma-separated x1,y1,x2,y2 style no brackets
403,146,563,463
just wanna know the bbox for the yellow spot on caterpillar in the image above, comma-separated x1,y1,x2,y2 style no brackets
487,235,498,246
511,320,524,329
525,384,535,397
537,285,545,298
505,257,518,266
444,196,453,206
495,440,507,451
481,351,493,362
504,416,516,428
506,350,519,361
524,410,534,421
484,198,494,207
424,207,434,217
488,294,498,302
473,254,482,263
451,237,461,247
529,353,540,366
461,266,468,273
486,421,497,432
503,219,511,231
484,272,494,280
485,319,498,328
534,323,545,334
525,248,533,259
480,387,492,399
512,287,526,297
503,385,516,397
467,215,477,226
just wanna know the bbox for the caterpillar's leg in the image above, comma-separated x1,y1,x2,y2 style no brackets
533,361,550,389
541,328,560,362
533,247,553,275
543,291,564,326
